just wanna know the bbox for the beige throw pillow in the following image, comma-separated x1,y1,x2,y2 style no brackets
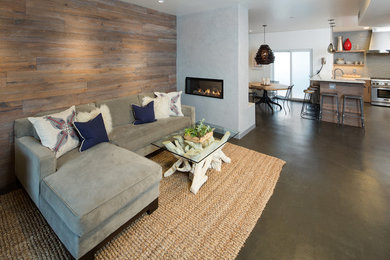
142,95,170,119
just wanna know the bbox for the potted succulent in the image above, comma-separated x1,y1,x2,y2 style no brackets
184,119,214,143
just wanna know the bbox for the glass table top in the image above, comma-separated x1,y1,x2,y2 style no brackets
152,122,238,163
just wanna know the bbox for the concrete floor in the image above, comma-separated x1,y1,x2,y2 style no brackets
232,101,390,260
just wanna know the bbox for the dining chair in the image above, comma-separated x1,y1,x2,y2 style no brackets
269,80,279,101
282,85,294,113
249,89,261,102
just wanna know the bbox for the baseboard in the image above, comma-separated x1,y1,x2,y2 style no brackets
235,123,256,139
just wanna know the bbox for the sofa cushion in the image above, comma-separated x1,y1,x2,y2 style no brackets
96,95,140,127
109,116,192,152
40,142,162,236
76,103,96,113
57,147,79,170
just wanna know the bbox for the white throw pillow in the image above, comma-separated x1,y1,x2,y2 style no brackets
154,91,184,116
28,106,79,158
142,95,170,119
76,104,113,134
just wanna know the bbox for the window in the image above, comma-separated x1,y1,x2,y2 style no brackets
272,50,312,100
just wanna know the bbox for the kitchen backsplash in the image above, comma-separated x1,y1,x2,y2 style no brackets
333,31,371,51
366,55,390,78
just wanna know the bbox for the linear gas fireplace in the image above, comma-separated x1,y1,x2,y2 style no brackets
185,77,223,99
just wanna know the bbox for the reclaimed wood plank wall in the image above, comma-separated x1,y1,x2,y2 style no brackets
0,0,177,190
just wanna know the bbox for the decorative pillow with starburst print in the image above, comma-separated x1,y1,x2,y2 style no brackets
28,106,79,158
154,91,184,117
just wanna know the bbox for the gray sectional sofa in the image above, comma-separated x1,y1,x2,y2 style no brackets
14,92,195,259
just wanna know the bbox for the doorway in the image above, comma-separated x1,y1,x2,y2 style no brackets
272,50,313,100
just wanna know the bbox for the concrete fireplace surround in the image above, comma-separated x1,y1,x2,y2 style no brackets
177,5,256,139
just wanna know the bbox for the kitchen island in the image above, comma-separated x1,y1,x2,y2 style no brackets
310,75,366,127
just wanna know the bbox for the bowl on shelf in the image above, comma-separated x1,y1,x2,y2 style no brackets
335,58,345,64
345,61,353,65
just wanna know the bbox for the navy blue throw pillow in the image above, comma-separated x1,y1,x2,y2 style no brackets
132,101,156,125
73,113,109,152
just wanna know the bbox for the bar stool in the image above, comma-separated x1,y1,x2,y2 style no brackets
309,85,320,105
319,93,340,124
342,95,365,128
301,89,318,120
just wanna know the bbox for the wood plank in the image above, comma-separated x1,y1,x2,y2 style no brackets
0,16,65,32
0,81,88,102
0,56,36,71
363,80,371,103
0,0,26,14
0,72,6,88
26,0,175,28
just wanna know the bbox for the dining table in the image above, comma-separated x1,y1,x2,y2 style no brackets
249,82,290,112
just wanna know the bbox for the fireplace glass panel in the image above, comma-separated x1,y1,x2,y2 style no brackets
185,77,223,99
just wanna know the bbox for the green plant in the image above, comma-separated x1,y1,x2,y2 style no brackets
184,119,214,138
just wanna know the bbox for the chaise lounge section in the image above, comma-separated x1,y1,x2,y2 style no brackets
14,92,195,259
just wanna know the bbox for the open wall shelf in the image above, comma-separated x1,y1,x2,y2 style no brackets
334,50,366,53
333,64,365,67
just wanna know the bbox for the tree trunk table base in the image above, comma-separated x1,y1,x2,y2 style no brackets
163,145,231,194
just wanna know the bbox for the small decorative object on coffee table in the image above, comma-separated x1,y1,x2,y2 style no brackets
183,119,214,143
152,122,238,194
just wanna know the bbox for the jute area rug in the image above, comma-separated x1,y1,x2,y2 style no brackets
0,143,285,259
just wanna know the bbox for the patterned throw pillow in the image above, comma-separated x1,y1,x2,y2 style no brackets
28,106,79,158
154,91,184,117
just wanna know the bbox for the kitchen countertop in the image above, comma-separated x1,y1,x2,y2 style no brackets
310,75,368,84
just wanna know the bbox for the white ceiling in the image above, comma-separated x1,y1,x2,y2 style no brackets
359,0,390,27
120,0,374,33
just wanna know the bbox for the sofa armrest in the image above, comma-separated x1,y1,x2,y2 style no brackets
182,105,195,124
15,136,56,206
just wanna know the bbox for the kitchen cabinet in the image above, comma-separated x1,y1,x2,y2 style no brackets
311,76,365,128
363,80,371,103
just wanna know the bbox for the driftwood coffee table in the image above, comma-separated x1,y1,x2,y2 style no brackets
152,123,238,194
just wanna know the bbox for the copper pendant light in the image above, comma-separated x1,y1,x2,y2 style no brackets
255,25,275,65
327,19,336,53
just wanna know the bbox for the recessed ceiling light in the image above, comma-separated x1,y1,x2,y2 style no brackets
249,29,253,33
363,26,370,30
158,0,164,3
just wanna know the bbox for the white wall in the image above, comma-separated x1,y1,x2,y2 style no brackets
237,6,255,135
249,28,334,82
177,5,255,136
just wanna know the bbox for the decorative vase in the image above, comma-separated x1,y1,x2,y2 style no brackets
344,38,352,51
337,36,343,51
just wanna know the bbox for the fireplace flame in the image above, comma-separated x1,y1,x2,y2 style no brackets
194,88,221,97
